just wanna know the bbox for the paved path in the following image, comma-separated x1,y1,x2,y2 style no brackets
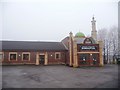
2,64,119,88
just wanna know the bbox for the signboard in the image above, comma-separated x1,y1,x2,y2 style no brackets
81,46,96,50
78,44,99,52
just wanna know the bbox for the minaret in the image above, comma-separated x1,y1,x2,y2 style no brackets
91,16,97,42
69,32,73,66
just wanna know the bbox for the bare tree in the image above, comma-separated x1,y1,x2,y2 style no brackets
98,28,108,64
98,26,118,64
107,26,118,63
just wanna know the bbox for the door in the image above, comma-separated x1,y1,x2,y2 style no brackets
90,54,99,65
39,55,45,65
79,54,90,65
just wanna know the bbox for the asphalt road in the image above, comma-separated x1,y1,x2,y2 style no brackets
2,64,119,88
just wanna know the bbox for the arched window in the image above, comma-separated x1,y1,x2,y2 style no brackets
84,38,92,44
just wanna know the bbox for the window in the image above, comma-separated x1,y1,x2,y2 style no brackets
0,53,3,60
0,54,3,59
80,54,89,61
79,54,89,65
9,52,17,61
22,53,30,61
84,38,92,44
55,52,61,59
0,52,4,62
92,54,99,65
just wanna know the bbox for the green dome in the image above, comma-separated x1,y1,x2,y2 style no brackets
75,32,85,38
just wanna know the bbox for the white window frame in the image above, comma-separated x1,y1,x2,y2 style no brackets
22,52,30,61
9,52,17,61
55,52,61,59
0,52,4,61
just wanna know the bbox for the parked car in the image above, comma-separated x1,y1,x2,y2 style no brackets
115,55,120,64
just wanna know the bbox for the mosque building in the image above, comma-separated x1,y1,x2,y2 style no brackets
0,17,104,67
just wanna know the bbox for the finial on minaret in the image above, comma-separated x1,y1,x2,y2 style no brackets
92,15,94,20
69,31,73,35
92,15,96,22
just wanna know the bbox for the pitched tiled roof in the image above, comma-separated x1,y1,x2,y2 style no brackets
1,41,68,51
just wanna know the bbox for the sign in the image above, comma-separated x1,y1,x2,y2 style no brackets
81,46,96,50
78,45,99,51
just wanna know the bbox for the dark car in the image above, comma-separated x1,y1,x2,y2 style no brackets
115,55,120,64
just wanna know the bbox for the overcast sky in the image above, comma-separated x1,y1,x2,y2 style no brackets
0,0,119,41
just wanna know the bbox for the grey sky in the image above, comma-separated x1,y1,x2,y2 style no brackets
0,0,118,41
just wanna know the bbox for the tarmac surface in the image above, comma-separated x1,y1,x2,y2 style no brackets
2,64,119,88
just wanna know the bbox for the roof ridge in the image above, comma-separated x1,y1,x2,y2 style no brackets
2,40,68,51
1,40,61,43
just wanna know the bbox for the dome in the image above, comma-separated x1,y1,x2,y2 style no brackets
75,32,85,38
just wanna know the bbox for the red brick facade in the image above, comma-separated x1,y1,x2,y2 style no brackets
2,51,67,65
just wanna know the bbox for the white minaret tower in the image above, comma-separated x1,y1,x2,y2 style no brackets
91,16,97,42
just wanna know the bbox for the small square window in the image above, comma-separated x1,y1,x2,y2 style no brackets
10,54,17,60
56,54,59,59
0,54,3,60
55,52,61,59
0,53,3,62
23,54,30,60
